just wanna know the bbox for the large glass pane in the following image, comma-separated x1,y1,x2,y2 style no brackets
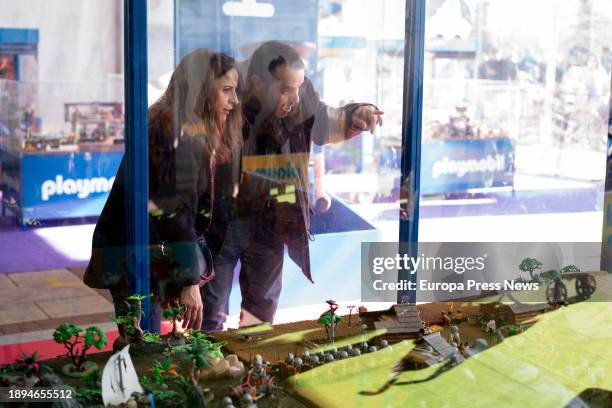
149,0,406,330
419,0,612,242
0,0,123,363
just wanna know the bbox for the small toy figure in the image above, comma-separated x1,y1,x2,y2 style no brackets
250,354,267,381
293,358,303,370
484,319,497,334
441,311,451,327
448,326,461,347
222,396,236,407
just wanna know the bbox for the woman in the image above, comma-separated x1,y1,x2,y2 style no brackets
84,49,241,332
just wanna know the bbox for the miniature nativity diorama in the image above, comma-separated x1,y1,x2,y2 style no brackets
1,257,611,407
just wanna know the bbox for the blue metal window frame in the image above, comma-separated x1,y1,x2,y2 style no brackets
398,0,425,303
124,0,150,330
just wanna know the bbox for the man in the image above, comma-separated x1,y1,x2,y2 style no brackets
202,41,383,331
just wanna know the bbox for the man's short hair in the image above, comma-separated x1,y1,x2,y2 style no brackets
247,41,305,85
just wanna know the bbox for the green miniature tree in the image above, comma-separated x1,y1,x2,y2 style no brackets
519,258,543,280
560,265,580,275
52,323,107,376
539,269,561,283
125,294,152,339
318,311,342,342
187,330,224,360
163,304,187,339
186,341,210,385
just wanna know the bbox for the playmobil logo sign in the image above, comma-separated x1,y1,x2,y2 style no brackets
432,154,506,179
253,163,301,180
242,153,309,190
41,175,115,201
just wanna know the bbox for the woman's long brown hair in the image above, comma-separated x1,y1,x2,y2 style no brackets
148,48,242,163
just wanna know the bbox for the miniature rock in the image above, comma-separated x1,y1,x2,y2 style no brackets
228,366,244,378
380,339,389,348
310,355,320,365
325,353,335,363
368,346,377,353
352,349,361,357
213,359,231,377
226,354,241,368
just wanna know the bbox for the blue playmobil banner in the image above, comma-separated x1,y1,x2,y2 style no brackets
420,137,515,195
21,151,122,224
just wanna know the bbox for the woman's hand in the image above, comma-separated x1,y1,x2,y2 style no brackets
180,284,203,329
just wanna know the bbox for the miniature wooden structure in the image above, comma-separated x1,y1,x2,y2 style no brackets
423,332,465,363
399,332,465,370
360,304,423,341
480,302,550,326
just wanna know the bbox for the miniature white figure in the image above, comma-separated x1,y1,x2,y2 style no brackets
484,319,496,334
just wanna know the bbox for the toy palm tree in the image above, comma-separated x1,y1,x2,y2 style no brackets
126,294,152,339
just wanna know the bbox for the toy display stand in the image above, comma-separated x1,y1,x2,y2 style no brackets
0,102,124,227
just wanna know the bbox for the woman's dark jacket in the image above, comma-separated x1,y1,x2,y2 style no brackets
83,126,240,299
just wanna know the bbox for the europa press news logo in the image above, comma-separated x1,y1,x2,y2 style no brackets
40,175,115,201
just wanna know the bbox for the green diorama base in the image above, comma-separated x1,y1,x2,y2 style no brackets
43,348,307,408
286,301,612,408
21,273,612,407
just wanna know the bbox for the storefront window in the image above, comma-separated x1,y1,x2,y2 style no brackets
0,0,124,362
153,0,406,326
419,0,612,242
